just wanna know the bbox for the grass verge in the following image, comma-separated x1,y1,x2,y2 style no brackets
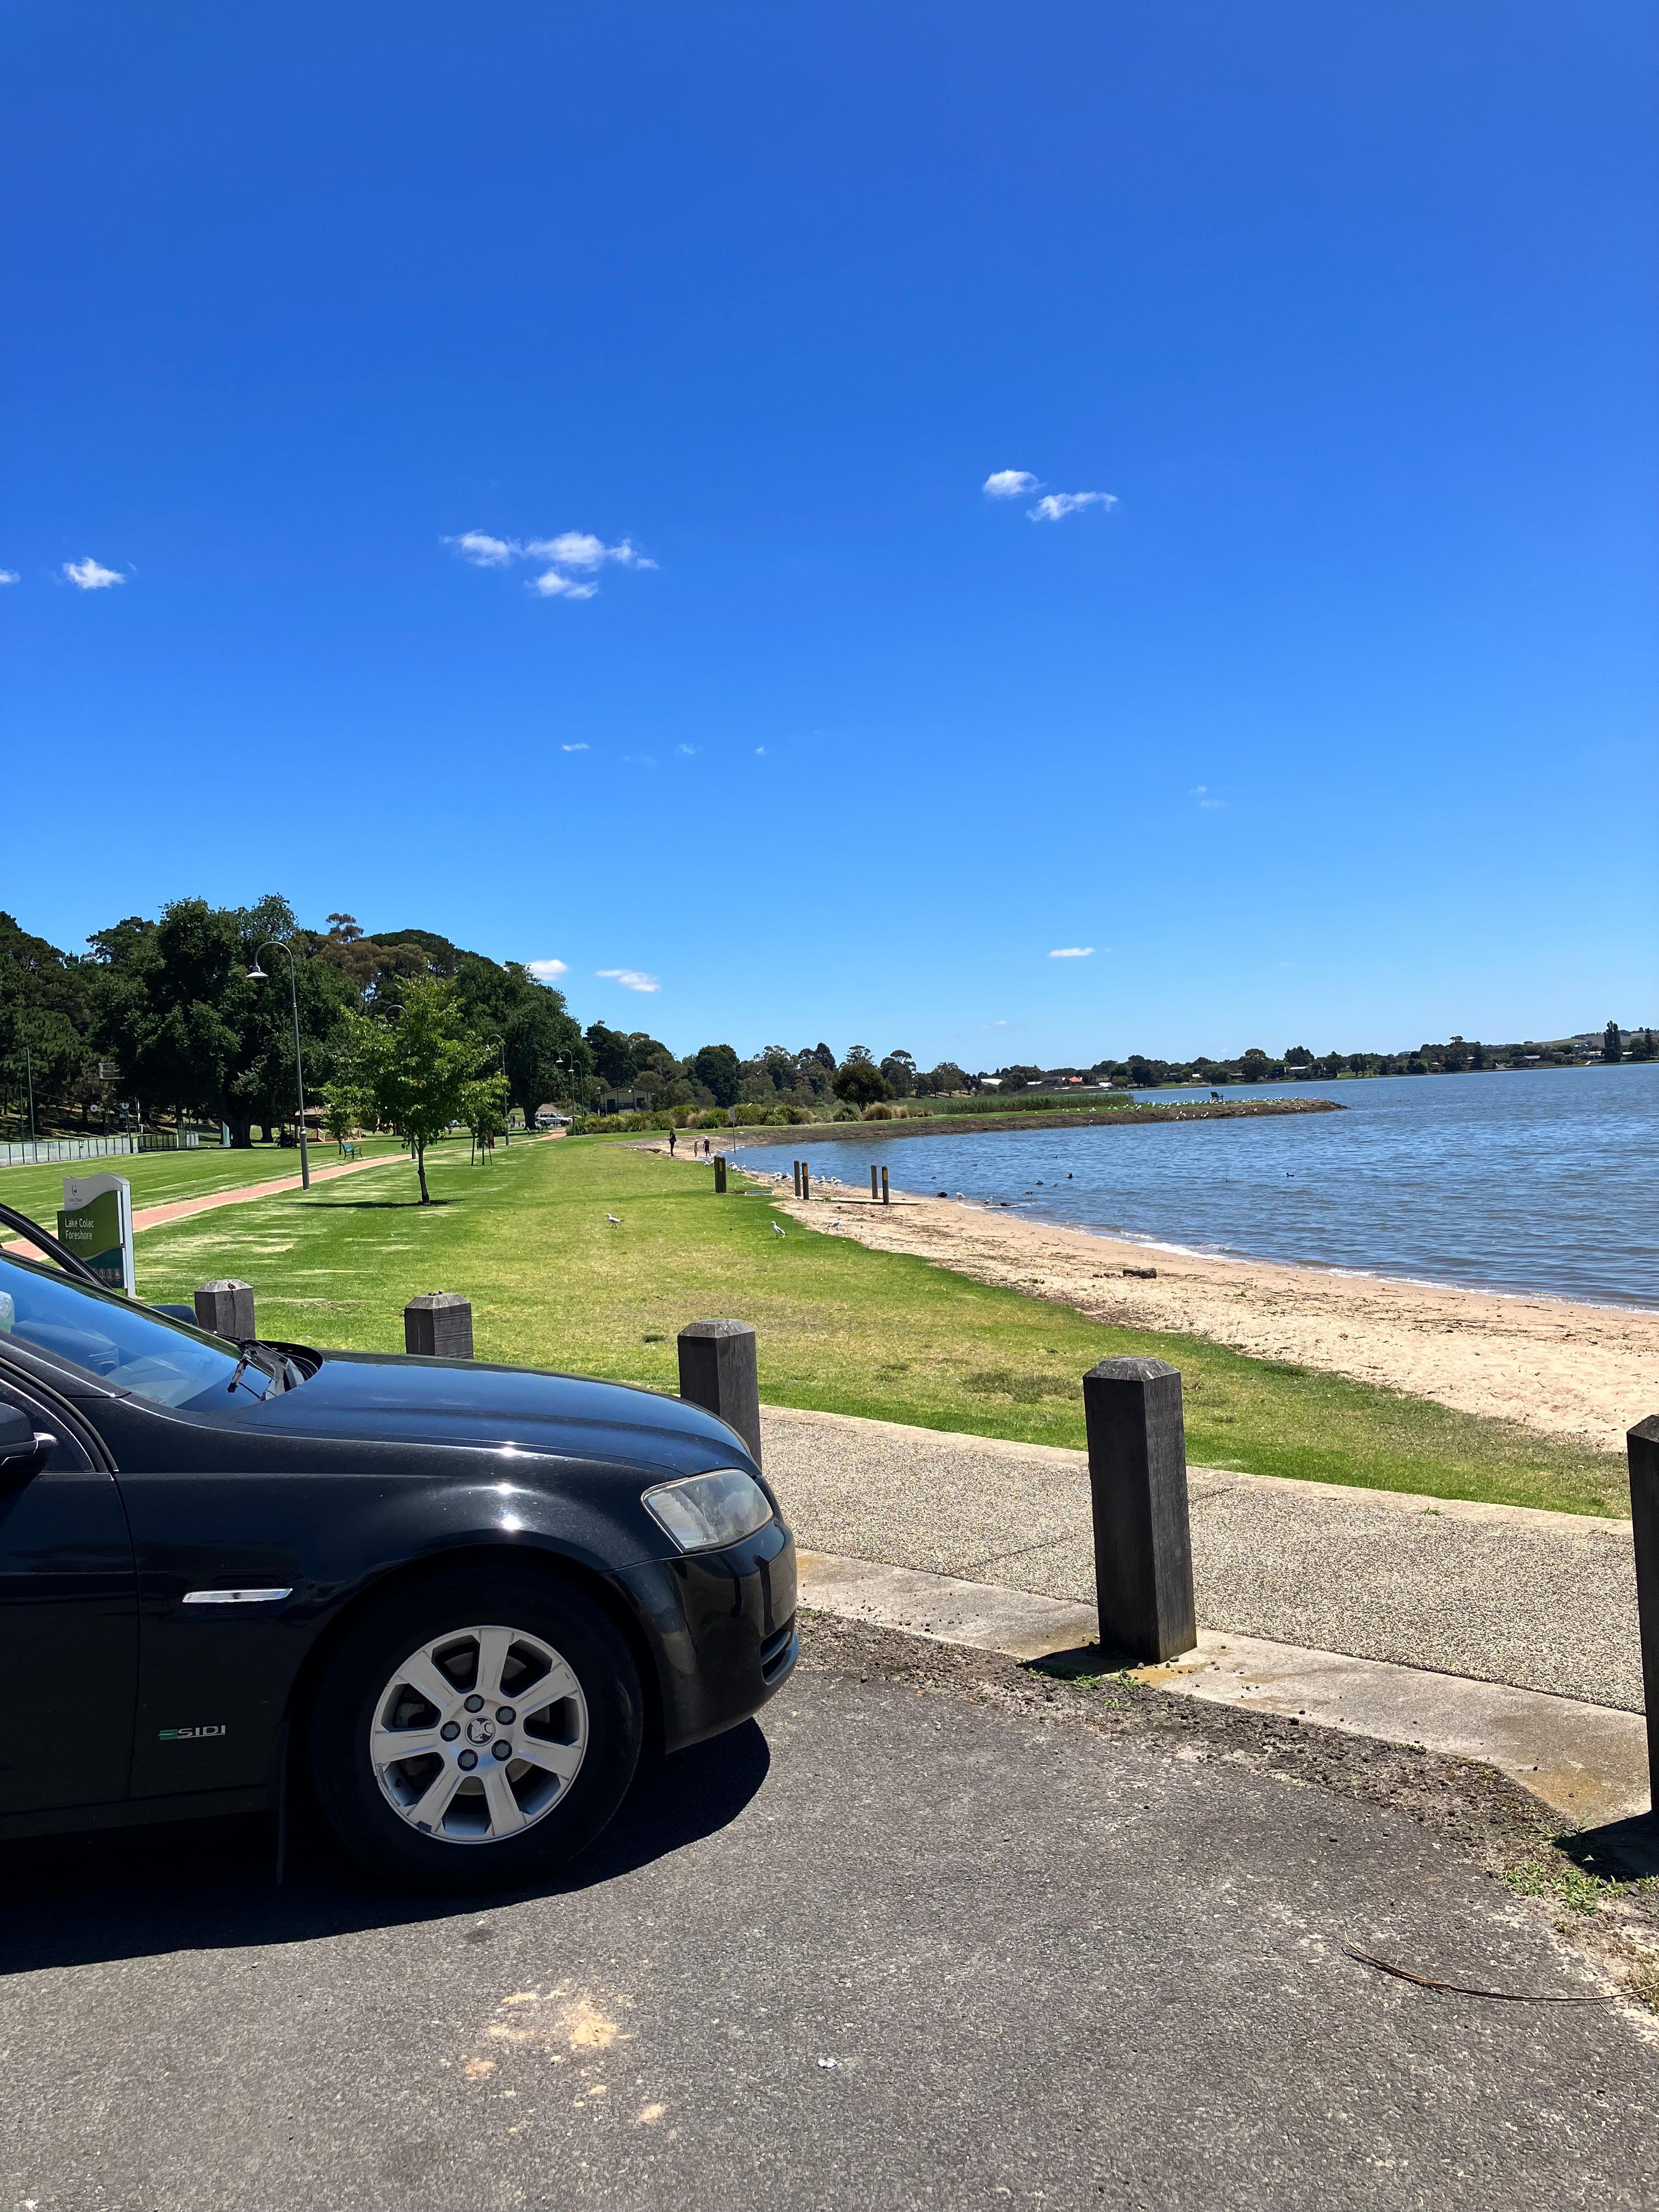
0,1133,409,1221
127,1135,1625,1517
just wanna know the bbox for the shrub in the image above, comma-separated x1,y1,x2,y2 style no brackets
862,1101,894,1120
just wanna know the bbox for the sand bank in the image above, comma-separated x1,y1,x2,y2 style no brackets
644,1142,1657,1453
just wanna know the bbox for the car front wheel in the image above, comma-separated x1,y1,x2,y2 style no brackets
309,1567,644,1891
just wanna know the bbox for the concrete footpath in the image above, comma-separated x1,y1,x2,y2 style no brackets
761,1406,1650,1828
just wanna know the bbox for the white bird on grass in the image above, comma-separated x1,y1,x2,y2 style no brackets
771,1221,786,1237
606,1214,622,1225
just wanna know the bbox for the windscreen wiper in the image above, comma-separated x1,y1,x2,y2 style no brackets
224,1341,285,1398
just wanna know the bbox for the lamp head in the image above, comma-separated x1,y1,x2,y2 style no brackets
246,963,267,980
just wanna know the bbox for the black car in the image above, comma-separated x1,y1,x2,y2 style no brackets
0,1210,797,1890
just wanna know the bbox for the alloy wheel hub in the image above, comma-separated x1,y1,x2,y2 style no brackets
369,1623,589,1845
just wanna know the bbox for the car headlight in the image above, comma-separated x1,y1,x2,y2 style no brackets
641,1468,774,1553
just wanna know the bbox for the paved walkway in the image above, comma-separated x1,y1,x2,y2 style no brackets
2,1147,413,1259
760,1404,1643,1713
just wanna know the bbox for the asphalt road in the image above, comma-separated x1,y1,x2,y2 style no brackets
2,1623,1654,2212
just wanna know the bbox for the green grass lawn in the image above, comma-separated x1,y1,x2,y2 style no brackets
0,1133,409,1222
120,1133,1628,1519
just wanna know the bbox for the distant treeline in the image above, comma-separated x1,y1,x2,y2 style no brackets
989,1023,1655,1092
0,898,1649,1142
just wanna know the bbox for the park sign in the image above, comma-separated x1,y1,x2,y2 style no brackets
57,1173,135,1295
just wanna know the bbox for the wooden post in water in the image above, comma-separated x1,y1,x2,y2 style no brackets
800,1161,810,1201
1082,1356,1196,1662
792,1160,802,1198
1628,1417,1659,1810
881,1165,890,1206
870,1164,879,1201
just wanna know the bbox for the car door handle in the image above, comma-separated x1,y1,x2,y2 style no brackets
0,1431,57,1491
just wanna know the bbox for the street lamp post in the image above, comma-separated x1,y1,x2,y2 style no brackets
247,941,311,1190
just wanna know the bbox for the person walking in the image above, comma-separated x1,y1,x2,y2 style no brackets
668,1127,677,1156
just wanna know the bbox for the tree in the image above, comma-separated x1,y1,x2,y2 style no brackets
349,977,488,1203
879,1050,916,1098
1604,1020,1623,1064
832,1059,889,1108
692,1043,741,1108
586,1022,640,1089
460,1073,510,1161
94,898,245,1131
921,1061,968,1096
0,912,95,1130
503,988,590,1120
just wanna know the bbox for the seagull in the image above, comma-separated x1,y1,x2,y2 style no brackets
606,1214,622,1225
771,1221,786,1237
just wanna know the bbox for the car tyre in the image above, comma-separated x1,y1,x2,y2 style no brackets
309,1566,643,1892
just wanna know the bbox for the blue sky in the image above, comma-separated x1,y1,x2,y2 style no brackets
4,1,1654,1064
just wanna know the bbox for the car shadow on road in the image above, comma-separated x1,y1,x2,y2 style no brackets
0,1723,771,1975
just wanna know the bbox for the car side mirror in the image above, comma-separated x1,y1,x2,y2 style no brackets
0,1405,54,1489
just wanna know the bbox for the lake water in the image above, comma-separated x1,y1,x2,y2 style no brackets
733,1064,1659,1310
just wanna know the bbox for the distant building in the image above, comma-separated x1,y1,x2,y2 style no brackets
598,1087,652,1114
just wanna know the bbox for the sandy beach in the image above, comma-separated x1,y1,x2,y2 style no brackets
645,1141,1657,1453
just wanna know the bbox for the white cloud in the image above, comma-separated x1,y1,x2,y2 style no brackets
984,470,1040,499
443,527,656,601
64,557,123,589
754,746,766,755
0,569,18,585
1048,946,1094,958
562,742,590,752
1029,492,1115,522
597,967,660,994
1192,785,1228,810
527,958,569,981
529,569,597,600
524,532,656,572
443,531,517,566
676,743,698,756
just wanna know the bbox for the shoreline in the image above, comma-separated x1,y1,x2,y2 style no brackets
679,1095,1341,1145
640,1139,1658,1454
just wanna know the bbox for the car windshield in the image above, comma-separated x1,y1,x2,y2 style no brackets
0,1250,274,1409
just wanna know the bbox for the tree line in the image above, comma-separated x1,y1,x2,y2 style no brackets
2,900,1649,1154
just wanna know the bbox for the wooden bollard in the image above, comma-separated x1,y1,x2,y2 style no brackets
714,1154,728,1194
1082,1356,1196,1662
881,1165,890,1205
870,1165,879,1200
678,1318,762,1466
195,1279,255,1340
405,1292,474,1359
793,1160,802,1198
1628,1417,1659,1810
800,1160,810,1200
